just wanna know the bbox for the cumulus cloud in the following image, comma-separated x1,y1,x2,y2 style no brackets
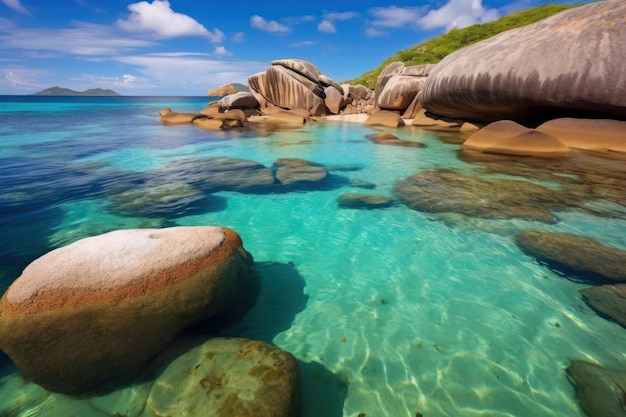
250,15,290,34
419,0,500,30
369,6,424,28
1,67,45,91
317,20,336,34
117,0,225,41
1,0,30,14
213,46,232,56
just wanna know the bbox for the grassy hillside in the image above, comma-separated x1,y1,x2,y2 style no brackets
349,4,575,89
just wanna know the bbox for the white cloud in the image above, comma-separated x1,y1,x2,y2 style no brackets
289,40,316,48
419,0,500,31
117,0,225,41
0,22,155,55
324,11,358,21
214,46,232,56
317,20,336,34
250,15,290,34
1,0,30,15
72,73,150,90
365,27,387,37
232,32,245,43
1,67,45,91
369,6,423,28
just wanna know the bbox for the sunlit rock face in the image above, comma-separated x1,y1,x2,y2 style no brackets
422,0,626,124
0,226,257,394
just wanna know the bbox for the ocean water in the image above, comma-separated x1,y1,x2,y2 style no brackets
1,96,625,417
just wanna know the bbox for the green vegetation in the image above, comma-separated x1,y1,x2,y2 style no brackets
348,4,575,89
33,86,120,96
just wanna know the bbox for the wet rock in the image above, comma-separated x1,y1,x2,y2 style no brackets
394,169,575,222
566,360,626,417
536,118,626,153
159,109,206,125
422,1,626,123
516,230,626,283
273,158,328,186
193,118,225,130
218,92,259,110
0,227,257,394
142,337,299,417
268,110,307,124
462,120,571,157
348,179,376,189
364,110,405,128
337,193,394,209
580,284,626,328
368,132,425,148
109,182,206,217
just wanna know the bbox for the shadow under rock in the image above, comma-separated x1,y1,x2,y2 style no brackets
298,360,349,417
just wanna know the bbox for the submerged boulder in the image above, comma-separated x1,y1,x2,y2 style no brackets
368,132,425,148
273,158,328,186
422,0,626,124
0,226,257,394
142,337,300,417
516,230,626,283
567,360,626,417
337,193,395,209
580,284,626,328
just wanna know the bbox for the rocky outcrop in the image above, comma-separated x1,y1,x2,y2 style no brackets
580,284,626,328
218,92,260,110
207,83,240,97
566,360,626,417
516,230,626,283
422,0,626,124
273,158,328,186
0,226,257,394
159,108,206,125
462,120,571,157
340,83,375,115
375,63,434,113
143,337,300,417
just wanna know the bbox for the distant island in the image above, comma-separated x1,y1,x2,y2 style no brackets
32,86,120,96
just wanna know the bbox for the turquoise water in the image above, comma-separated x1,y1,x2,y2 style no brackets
1,96,625,416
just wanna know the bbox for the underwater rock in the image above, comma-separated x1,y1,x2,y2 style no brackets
516,230,626,283
348,179,376,189
108,182,206,217
566,360,626,417
337,193,394,209
142,337,299,417
0,226,257,394
273,158,328,186
394,169,573,222
580,284,626,328
367,132,425,148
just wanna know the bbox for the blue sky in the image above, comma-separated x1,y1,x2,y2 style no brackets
1,0,586,96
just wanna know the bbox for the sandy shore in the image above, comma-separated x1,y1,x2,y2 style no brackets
324,114,369,123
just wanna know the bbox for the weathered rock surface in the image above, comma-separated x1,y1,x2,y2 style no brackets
395,169,576,222
377,76,425,112
273,158,328,186
272,58,321,82
462,120,571,157
159,109,206,125
219,92,260,110
567,360,626,417
268,110,306,124
207,83,240,97
142,337,299,417
368,132,425,148
580,284,626,328
422,0,626,124
536,118,626,153
0,226,257,394
109,182,206,217
324,86,346,115
337,193,395,209
411,109,464,130
364,110,405,128
516,230,626,283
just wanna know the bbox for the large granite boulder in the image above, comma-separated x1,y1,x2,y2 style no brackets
207,83,240,97
377,76,425,112
516,230,626,283
218,92,260,109
249,59,347,115
364,110,405,128
536,118,626,152
159,109,206,125
462,120,571,157
367,132,425,148
273,158,328,186
422,1,626,124
580,284,626,328
0,226,257,394
142,337,300,417
567,360,626,417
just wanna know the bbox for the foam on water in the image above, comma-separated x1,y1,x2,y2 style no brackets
1,97,625,417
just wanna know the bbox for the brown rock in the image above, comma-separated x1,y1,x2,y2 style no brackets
567,360,626,417
368,132,425,148
324,86,345,115
580,284,626,328
268,110,306,124
337,193,395,209
214,109,247,123
199,101,222,117
462,120,571,157
364,110,405,128
377,75,425,112
273,158,327,186
402,92,424,119
218,92,260,109
249,66,325,112
207,83,239,97
536,118,626,152
0,227,257,394
160,111,206,125
374,61,404,104
193,118,225,130
271,58,322,82
319,74,344,95
411,109,461,130
516,230,626,283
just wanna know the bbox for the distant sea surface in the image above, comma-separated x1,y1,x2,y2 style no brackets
1,96,625,417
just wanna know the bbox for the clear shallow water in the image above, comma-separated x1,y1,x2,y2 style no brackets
1,96,626,416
